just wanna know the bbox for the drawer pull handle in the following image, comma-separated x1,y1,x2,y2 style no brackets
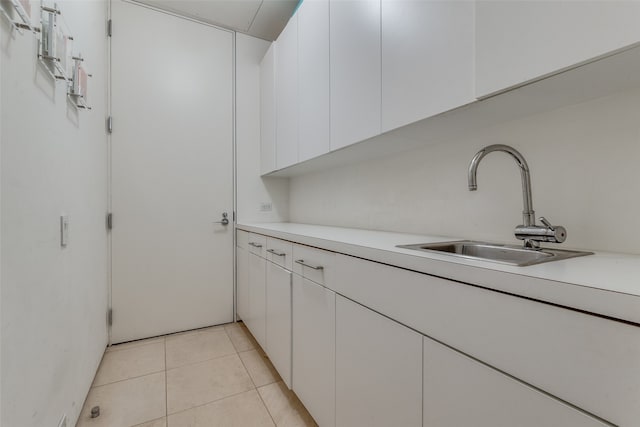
295,259,323,270
249,242,263,248
267,249,286,257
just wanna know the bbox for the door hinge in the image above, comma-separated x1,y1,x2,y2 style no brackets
108,308,113,326
107,19,112,37
106,212,113,230
107,116,113,134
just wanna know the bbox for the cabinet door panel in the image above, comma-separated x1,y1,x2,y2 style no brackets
382,0,474,131
298,0,330,162
236,246,249,320
335,296,421,427
476,1,640,97
423,337,610,427
260,44,276,174
247,252,266,349
266,262,292,388
292,275,335,427
330,0,381,150
275,15,299,169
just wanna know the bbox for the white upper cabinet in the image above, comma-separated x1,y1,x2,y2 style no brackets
476,0,640,98
330,0,381,151
298,0,331,162
381,0,475,132
260,43,276,175
276,14,299,169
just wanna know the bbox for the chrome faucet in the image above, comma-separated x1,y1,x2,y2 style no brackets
468,144,566,249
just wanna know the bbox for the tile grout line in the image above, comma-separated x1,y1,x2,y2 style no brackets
166,388,262,418
164,336,168,421
232,326,278,427
92,369,166,389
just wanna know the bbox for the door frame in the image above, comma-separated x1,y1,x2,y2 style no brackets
107,0,238,344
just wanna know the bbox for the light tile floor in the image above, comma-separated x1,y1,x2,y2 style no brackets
77,322,317,427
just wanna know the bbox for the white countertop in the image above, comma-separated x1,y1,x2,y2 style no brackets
237,222,640,325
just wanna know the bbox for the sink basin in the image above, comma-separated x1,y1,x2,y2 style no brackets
396,241,593,267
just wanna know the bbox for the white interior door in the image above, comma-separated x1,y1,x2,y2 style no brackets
110,0,234,343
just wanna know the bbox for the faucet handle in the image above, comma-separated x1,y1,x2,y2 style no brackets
539,216,554,230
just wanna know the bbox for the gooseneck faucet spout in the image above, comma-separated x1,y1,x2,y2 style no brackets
468,144,535,227
467,144,567,249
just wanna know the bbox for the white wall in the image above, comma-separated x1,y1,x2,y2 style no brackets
1,1,109,426
236,33,289,223
289,87,640,255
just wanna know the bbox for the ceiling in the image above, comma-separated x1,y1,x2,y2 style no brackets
134,0,300,41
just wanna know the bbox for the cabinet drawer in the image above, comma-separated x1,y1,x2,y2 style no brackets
334,254,639,426
236,229,248,250
292,244,334,287
266,237,293,271
248,233,266,257
423,337,609,427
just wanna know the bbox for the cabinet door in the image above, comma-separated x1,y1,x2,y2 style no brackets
236,245,249,320
476,1,640,97
260,43,276,174
247,252,266,349
265,262,292,388
330,0,381,151
275,15,299,169
292,275,336,427
423,337,610,427
335,296,422,427
381,0,474,131
298,0,330,162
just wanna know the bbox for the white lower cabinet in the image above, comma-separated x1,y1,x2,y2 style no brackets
236,245,249,320
423,337,609,427
265,261,293,388
335,295,422,427
247,252,266,349
292,275,336,427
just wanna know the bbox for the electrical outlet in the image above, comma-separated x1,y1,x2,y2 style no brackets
57,414,67,427
260,202,272,212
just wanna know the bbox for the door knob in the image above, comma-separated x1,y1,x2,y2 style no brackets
214,212,229,226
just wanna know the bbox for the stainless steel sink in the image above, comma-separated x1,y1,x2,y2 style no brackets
397,241,593,267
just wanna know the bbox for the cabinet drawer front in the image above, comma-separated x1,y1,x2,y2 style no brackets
334,254,639,426
266,237,293,271
236,229,248,250
423,337,610,427
248,233,267,257
292,244,334,287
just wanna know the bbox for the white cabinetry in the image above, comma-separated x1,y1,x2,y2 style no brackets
236,231,249,320
260,44,276,174
275,15,299,169
335,295,422,427
423,337,609,427
298,0,330,162
330,0,381,151
292,274,336,427
381,0,475,131
266,261,292,388
476,0,640,97
247,252,267,349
